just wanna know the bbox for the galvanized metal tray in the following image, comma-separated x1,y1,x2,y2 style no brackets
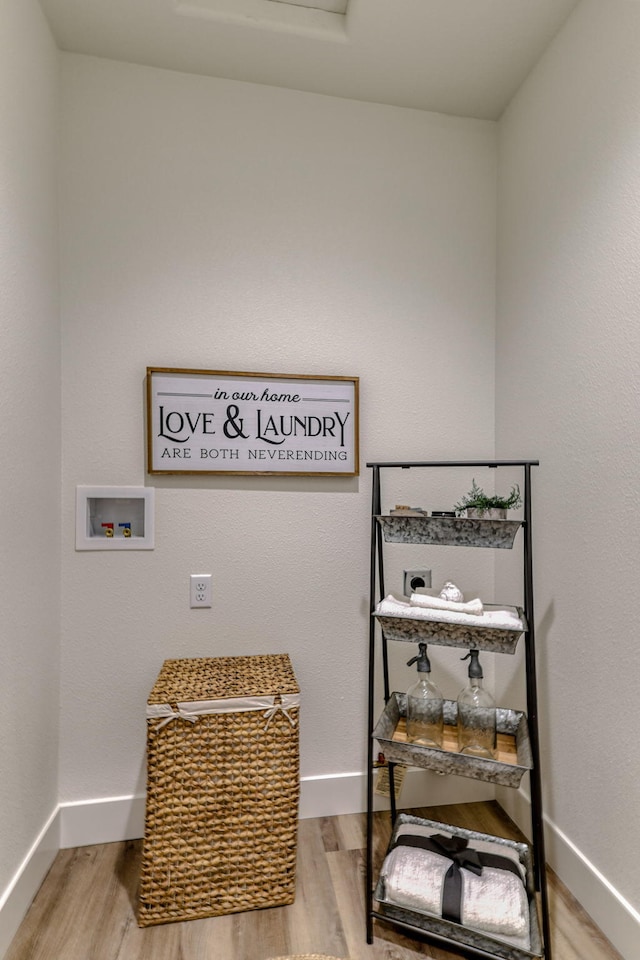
375,813,543,960
375,604,525,654
372,693,532,787
376,514,522,549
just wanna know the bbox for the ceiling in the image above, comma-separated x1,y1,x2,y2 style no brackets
37,0,580,120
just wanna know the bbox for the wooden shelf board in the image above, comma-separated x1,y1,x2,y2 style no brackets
391,719,518,766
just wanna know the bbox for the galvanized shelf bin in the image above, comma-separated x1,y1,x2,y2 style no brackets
375,814,543,960
376,515,522,549
375,604,526,654
138,654,300,927
373,693,532,787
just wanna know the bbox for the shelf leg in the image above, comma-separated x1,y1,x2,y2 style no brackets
365,465,382,945
523,463,552,960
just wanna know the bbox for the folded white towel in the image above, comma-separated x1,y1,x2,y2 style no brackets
381,822,531,950
381,844,530,950
376,596,523,632
410,593,484,616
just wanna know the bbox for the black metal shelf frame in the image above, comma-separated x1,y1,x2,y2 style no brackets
365,459,551,960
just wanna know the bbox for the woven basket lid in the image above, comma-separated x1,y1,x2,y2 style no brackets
147,654,299,703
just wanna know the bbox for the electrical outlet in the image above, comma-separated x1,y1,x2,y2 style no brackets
190,574,212,608
403,568,432,596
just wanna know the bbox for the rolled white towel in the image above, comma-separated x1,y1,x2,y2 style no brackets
410,593,484,616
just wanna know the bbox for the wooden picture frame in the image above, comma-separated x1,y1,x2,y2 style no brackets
146,367,359,476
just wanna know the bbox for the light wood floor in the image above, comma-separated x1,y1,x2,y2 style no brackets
6,802,624,960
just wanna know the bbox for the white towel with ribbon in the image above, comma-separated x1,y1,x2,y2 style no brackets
147,694,300,730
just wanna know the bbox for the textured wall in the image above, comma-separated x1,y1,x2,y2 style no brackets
0,0,60,899
496,0,640,920
59,54,497,803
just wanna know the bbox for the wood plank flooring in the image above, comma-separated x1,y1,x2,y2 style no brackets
6,802,624,960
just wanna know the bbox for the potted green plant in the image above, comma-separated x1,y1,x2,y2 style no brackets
454,479,522,520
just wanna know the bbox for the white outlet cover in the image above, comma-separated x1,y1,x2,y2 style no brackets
190,573,212,607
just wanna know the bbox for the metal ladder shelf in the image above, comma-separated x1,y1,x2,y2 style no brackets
365,459,551,960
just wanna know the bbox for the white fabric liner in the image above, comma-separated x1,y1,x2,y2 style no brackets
147,693,300,728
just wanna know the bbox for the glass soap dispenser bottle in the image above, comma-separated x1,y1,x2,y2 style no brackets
406,642,444,748
457,649,496,758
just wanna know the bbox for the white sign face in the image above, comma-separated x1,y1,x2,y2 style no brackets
146,368,359,476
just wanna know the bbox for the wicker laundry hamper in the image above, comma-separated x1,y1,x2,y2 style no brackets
138,654,300,926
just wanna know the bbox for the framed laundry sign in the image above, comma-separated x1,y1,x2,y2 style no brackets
146,367,359,476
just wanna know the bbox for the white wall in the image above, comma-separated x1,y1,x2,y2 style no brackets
58,55,497,811
0,0,60,950
6,4,640,956
496,1,640,954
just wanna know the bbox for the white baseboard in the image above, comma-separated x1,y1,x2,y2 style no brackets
4,777,636,960
0,808,59,960
498,787,637,960
299,768,494,819
58,794,147,849
57,769,493,846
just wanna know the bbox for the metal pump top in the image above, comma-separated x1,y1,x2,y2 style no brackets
407,641,431,673
461,648,483,679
